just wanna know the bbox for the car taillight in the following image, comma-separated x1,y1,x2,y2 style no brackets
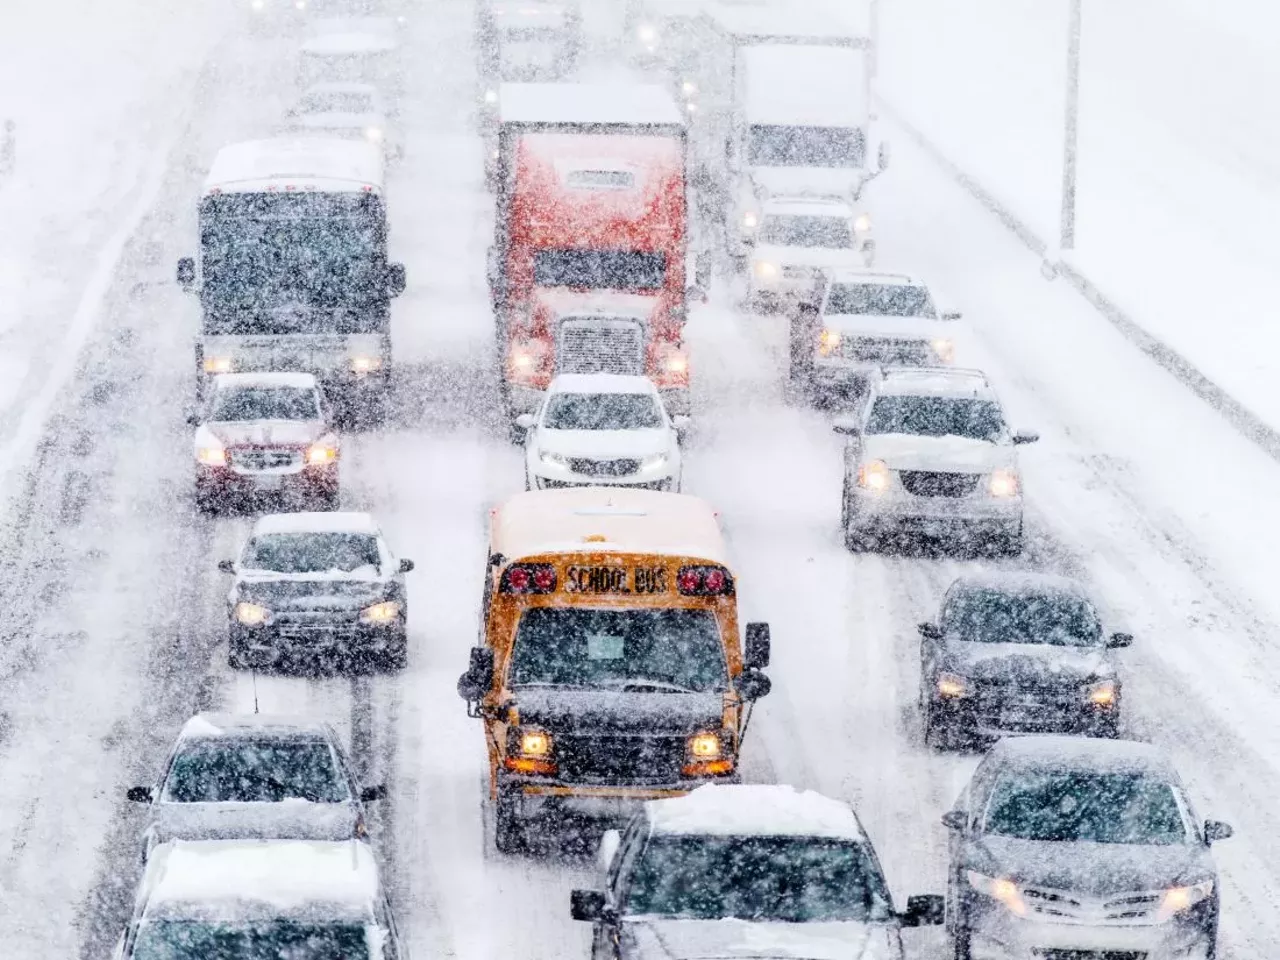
501,563,557,594
676,565,734,596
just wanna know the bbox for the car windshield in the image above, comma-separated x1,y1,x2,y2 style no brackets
542,393,662,430
297,92,376,114
826,282,935,317
210,387,320,422
747,125,864,168
242,533,381,575
162,738,349,803
508,607,727,692
984,770,1189,845
758,215,853,249
625,836,894,923
533,249,666,291
132,921,372,960
865,396,1005,442
944,588,1103,646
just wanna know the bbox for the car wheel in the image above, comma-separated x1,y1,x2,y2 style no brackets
951,904,973,960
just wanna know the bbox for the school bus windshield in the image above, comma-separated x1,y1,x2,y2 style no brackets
507,608,728,693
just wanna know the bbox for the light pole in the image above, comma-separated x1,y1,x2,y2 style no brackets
1059,0,1082,251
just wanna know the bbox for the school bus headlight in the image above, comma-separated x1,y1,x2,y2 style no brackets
359,601,401,625
203,356,233,374
234,602,270,626
687,732,722,760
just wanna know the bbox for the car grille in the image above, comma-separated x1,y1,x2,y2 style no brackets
1023,884,1164,925
1036,952,1147,960
231,449,301,471
557,318,645,376
273,613,360,643
555,734,687,785
538,478,666,491
567,458,641,477
972,679,1087,731
839,336,933,364
899,470,981,498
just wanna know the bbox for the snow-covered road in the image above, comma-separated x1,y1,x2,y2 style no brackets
0,2,1277,959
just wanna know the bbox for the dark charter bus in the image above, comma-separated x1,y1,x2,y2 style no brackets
177,138,407,421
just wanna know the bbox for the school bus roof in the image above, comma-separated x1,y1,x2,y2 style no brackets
492,489,728,566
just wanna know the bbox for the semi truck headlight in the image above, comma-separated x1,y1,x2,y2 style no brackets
360,601,401,625
235,602,269,626
517,728,552,757
203,356,232,374
687,731,722,760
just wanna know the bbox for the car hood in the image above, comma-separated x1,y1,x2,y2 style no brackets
976,836,1213,896
236,577,390,611
535,428,671,459
512,689,723,735
623,918,898,960
751,167,867,201
150,800,359,844
206,420,328,447
753,245,867,270
862,433,1010,473
821,313,948,339
948,641,1114,684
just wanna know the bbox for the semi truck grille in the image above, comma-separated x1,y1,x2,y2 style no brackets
898,470,981,498
557,317,645,376
555,734,687,785
567,458,641,477
232,449,300,470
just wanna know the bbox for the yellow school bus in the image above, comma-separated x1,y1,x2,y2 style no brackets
456,487,772,852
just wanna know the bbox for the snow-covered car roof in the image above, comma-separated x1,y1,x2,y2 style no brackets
492,489,727,565
252,512,381,537
140,839,380,921
547,373,660,396
176,712,337,742
645,784,866,841
740,45,868,127
212,372,320,391
870,367,995,401
762,195,856,218
989,735,1177,778
204,138,384,195
826,269,921,288
498,82,684,129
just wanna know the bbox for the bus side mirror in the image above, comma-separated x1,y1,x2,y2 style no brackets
744,622,770,668
177,257,196,291
457,646,495,703
386,262,407,297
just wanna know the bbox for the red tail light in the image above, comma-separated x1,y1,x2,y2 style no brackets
501,563,557,594
676,565,735,596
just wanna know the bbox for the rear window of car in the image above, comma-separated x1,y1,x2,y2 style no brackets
162,738,350,803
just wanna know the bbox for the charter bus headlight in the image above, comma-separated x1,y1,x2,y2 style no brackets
203,356,233,374
854,212,872,233
196,444,227,467
360,601,401,625
857,459,890,492
988,469,1019,498
350,354,383,374
931,338,955,363
235,602,270,626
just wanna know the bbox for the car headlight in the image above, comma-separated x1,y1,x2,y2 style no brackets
640,453,668,471
203,356,232,374
818,329,841,357
306,443,339,466
363,126,384,142
742,211,758,229
967,871,1028,917
251,0,265,9
483,88,498,104
636,23,658,43
234,602,269,626
540,450,568,468
931,337,955,362
351,354,382,374
687,731,722,760
857,459,890,492
1087,678,1117,707
681,80,697,97
753,260,778,280
937,672,968,698
196,444,227,467
360,600,401,625
662,349,688,375
517,727,552,757
1157,880,1214,921
294,0,306,8
989,469,1019,497
854,212,872,233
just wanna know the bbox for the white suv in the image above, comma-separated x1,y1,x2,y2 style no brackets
834,367,1038,554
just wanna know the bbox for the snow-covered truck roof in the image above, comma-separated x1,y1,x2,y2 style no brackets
740,45,868,127
646,784,867,841
498,82,685,133
491,488,727,566
203,138,385,196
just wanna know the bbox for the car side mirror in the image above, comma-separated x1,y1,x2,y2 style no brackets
832,420,862,437
217,559,236,574
744,622,770,668
1013,430,1040,445
940,809,967,831
127,786,153,803
360,783,388,802
597,829,622,872
386,262,407,298
186,413,202,427
736,669,771,701
570,889,608,922
398,558,415,574
899,893,945,927
1107,631,1133,648
918,621,943,640
457,646,495,702
513,413,536,430
1204,820,1233,844
176,256,196,291
941,310,963,321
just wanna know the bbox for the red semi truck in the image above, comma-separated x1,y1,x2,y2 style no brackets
486,82,696,422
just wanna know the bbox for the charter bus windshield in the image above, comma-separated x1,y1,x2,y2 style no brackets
456,488,772,851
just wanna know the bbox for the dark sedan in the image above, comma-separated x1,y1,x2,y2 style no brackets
221,511,413,672
919,573,1131,747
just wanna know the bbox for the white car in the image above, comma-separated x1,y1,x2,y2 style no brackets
283,82,400,161
746,196,873,310
794,269,962,395
834,367,1038,554
517,374,686,492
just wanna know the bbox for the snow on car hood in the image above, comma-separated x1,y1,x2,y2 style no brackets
535,427,671,460
206,420,328,447
862,433,1011,473
947,641,1115,685
752,244,867,271
150,799,360,845
236,577,389,611
623,918,899,960
750,167,867,201
975,835,1212,898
